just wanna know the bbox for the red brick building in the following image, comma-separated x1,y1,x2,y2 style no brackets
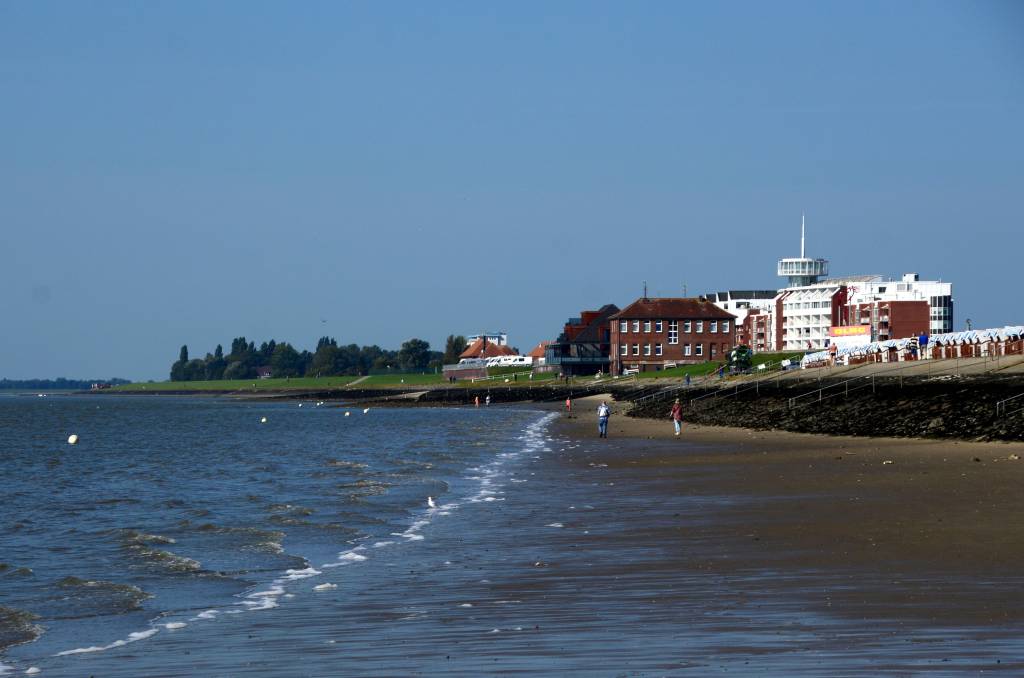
545,304,619,375
609,298,735,374
737,309,772,352
847,300,929,342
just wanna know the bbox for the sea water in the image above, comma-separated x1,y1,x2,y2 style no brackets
0,395,555,675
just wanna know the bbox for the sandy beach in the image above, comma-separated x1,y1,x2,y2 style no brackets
544,394,1024,670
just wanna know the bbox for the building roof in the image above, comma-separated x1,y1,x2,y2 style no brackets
459,337,517,359
572,304,620,343
707,290,778,302
526,341,552,359
610,298,734,321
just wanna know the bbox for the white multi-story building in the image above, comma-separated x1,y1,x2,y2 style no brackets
777,282,847,351
466,332,508,346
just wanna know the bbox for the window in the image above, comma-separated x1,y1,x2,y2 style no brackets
620,344,628,356
632,320,640,333
722,342,729,355
655,343,663,356
644,344,651,356
710,321,718,333
683,320,692,333
722,320,730,333
668,321,678,345
643,320,651,333
684,343,692,356
632,344,639,355
696,321,704,333
655,320,663,333
695,343,703,356
620,320,628,333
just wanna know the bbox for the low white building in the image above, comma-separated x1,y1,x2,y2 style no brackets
707,290,778,325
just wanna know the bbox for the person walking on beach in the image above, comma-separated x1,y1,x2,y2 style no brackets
685,373,691,387
670,398,683,436
565,397,572,415
597,401,610,438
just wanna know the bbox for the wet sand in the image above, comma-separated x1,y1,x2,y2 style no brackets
547,395,1024,671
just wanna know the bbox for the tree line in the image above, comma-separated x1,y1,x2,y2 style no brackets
0,377,131,390
169,334,470,381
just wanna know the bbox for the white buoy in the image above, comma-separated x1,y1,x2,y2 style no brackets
363,408,370,414
67,434,78,445
427,496,436,509
298,403,303,408
260,417,267,424
344,411,351,417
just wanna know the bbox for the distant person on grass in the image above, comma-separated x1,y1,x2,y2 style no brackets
670,398,684,436
597,401,610,438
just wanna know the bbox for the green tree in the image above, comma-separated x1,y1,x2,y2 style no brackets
170,345,189,381
442,335,468,364
184,359,207,381
397,338,431,371
270,343,303,377
307,343,339,377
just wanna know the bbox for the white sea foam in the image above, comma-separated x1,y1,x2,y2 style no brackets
459,603,473,608
164,622,186,630
322,550,369,568
0,663,12,676
546,523,564,528
241,584,284,611
372,541,394,548
25,669,41,675
192,609,219,620
55,628,159,656
247,586,285,599
313,583,337,591
281,567,321,581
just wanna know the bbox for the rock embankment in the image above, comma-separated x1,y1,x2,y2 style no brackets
627,376,1024,442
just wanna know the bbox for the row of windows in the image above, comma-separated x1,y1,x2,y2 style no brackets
784,301,831,310
619,319,730,334
620,343,665,356
618,343,728,357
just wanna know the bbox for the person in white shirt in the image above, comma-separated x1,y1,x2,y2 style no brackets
597,401,610,438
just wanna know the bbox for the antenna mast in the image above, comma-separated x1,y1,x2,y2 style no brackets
801,212,806,259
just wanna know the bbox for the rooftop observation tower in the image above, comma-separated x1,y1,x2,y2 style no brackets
777,214,829,287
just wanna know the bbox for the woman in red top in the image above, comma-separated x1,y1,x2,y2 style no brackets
670,398,683,436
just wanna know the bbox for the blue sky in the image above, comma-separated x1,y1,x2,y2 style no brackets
2,1,1022,380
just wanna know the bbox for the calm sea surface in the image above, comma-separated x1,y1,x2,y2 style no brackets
0,395,559,676
2,395,1021,676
